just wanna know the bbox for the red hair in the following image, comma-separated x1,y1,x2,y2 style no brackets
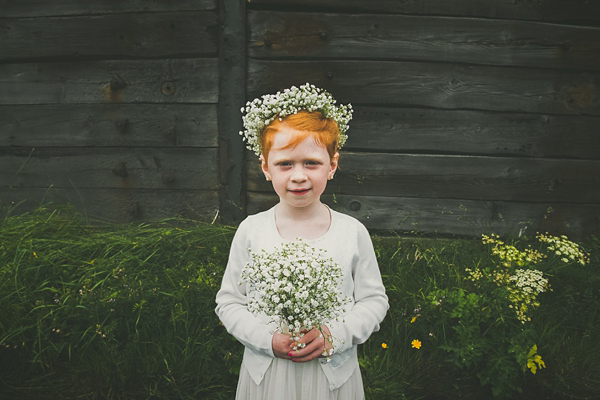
260,111,340,162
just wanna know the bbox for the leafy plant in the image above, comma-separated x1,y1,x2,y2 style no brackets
406,233,590,397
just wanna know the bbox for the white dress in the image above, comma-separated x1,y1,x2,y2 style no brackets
215,206,388,400
236,357,364,400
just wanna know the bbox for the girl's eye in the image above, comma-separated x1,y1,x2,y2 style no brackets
278,162,292,167
305,161,319,166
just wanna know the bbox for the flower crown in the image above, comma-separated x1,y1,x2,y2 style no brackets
239,83,353,156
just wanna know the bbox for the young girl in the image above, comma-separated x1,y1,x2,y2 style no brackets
215,83,388,400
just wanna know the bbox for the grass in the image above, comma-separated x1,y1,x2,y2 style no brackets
1,205,598,399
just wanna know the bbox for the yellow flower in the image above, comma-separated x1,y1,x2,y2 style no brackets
526,344,546,374
411,339,422,349
33,252,38,258
410,316,418,323
381,343,388,349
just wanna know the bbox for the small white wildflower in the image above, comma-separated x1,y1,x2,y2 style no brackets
240,83,353,156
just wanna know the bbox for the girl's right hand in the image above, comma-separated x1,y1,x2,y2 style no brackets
272,331,294,359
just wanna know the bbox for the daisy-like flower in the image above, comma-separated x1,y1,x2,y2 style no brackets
381,343,388,349
411,339,422,349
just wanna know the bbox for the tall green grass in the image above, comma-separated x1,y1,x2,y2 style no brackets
0,205,241,399
1,205,598,399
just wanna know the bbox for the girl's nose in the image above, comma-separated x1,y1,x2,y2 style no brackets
291,166,307,182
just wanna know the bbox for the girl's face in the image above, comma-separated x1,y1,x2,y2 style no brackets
261,127,338,211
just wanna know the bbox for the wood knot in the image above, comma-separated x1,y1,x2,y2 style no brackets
319,31,328,40
112,161,128,178
349,201,362,212
161,81,176,96
162,170,176,184
114,119,129,134
163,126,177,145
110,74,127,91
127,202,140,218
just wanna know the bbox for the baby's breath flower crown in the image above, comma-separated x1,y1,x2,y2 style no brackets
240,83,353,156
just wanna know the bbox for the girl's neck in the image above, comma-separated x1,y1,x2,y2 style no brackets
274,202,331,241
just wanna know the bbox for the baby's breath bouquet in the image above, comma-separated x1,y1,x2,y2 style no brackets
241,240,350,356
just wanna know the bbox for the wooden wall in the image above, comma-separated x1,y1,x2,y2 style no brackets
244,0,600,239
0,0,225,222
1,0,599,239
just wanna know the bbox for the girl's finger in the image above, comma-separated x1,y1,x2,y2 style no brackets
289,337,324,358
291,347,322,363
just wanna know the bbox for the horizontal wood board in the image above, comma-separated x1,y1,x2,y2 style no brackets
249,12,600,70
247,192,599,239
0,104,217,148
2,148,219,190
0,12,218,61
246,153,600,203
1,0,217,17
248,0,600,24
346,107,600,160
1,58,218,105
247,60,600,116
1,188,220,223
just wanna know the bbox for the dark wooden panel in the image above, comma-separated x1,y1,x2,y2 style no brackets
248,0,600,24
247,192,600,239
1,147,219,190
0,104,217,148
1,0,216,17
249,12,600,71
248,60,600,116
246,153,600,203
0,188,220,223
1,58,218,105
347,107,600,160
0,12,218,61
217,0,248,224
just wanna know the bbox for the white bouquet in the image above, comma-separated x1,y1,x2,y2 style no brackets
241,239,350,357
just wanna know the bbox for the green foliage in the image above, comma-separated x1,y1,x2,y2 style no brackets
0,205,241,399
370,234,599,399
0,205,598,399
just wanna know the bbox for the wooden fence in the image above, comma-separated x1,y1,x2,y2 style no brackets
1,0,599,239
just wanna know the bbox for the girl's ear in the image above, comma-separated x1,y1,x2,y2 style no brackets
330,152,339,174
328,152,339,180
260,154,272,181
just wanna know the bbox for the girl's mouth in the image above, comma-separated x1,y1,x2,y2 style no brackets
290,189,310,196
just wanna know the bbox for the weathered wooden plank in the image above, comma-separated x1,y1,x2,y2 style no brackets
248,0,600,24
246,153,600,203
1,148,219,190
248,60,600,116
0,58,218,105
247,192,600,239
347,107,600,160
217,0,248,224
1,0,216,17
0,188,220,223
249,12,600,71
0,12,218,61
0,104,217,147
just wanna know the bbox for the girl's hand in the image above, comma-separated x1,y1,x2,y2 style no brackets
289,326,333,363
272,331,295,359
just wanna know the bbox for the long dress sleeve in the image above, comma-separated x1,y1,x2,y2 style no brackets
327,223,388,355
215,220,276,358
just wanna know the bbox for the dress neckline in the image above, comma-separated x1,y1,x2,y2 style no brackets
270,205,335,243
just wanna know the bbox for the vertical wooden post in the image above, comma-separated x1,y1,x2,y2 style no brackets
218,0,247,224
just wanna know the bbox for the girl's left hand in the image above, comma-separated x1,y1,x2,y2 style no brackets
289,326,333,363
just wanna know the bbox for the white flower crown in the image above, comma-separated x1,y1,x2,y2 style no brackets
239,83,353,156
